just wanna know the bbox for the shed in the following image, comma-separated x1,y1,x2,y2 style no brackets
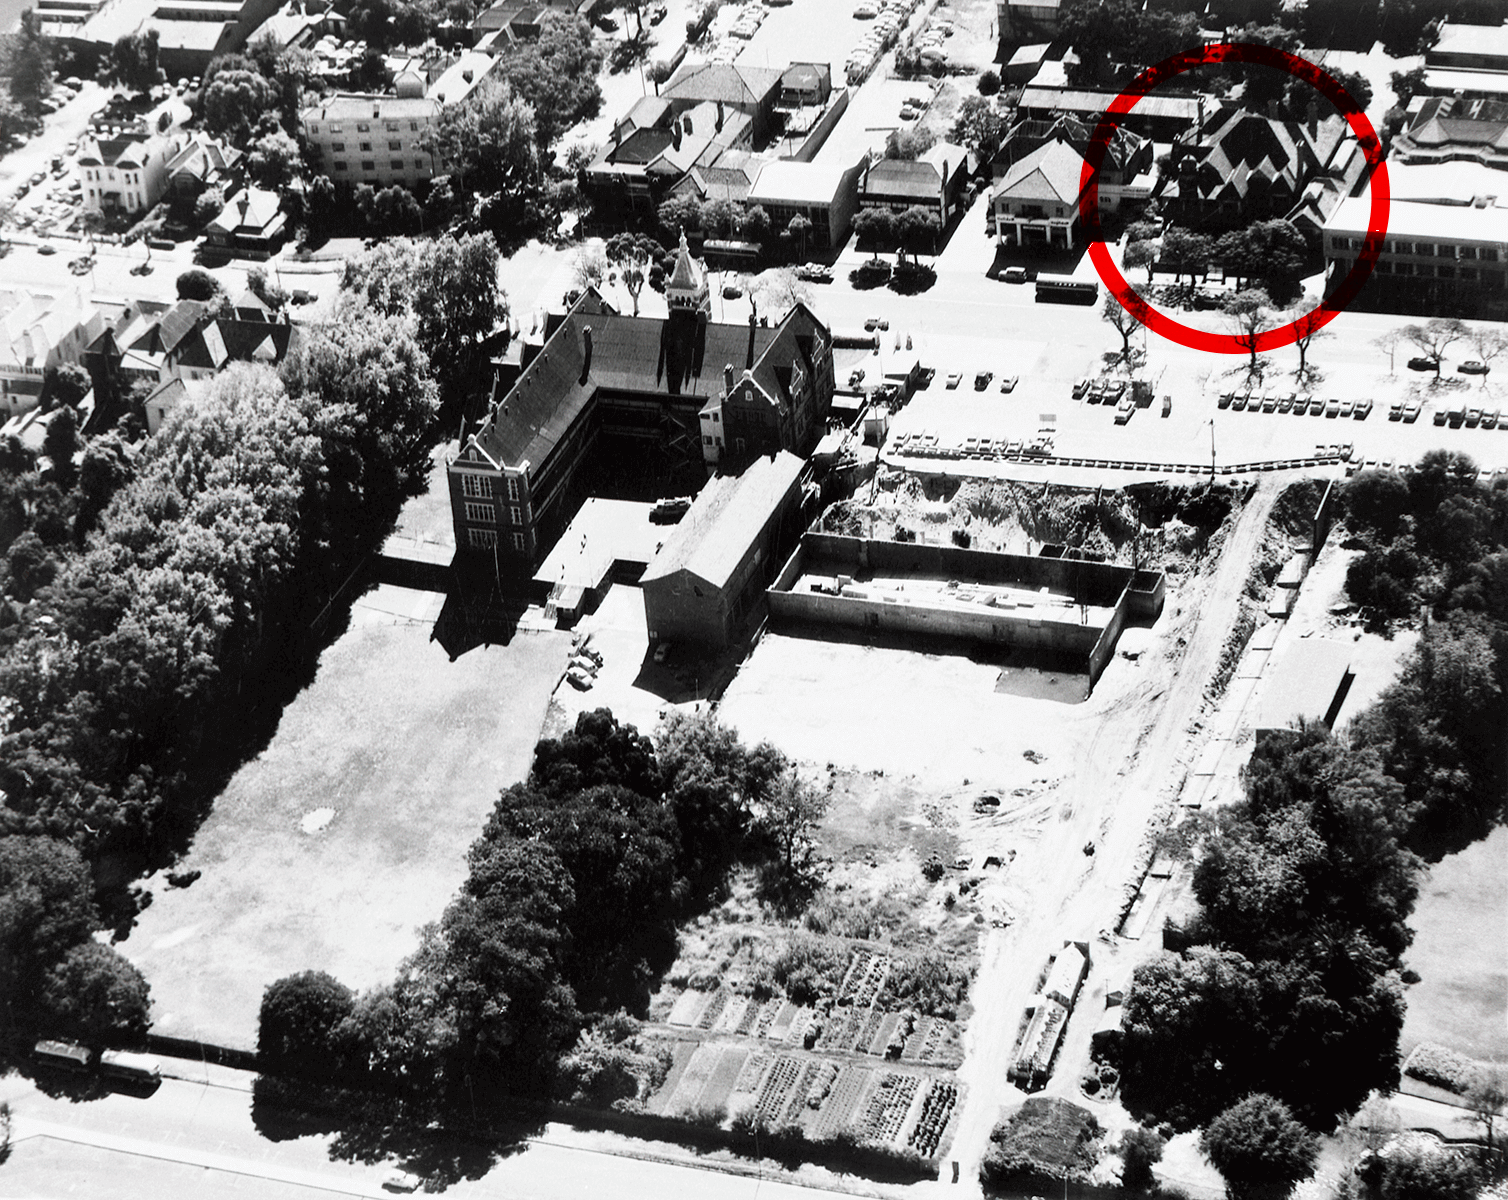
1253,638,1353,739
1043,942,1088,1009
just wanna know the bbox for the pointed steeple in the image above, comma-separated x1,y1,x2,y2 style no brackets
665,229,709,316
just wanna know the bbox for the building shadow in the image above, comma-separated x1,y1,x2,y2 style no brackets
431,569,533,660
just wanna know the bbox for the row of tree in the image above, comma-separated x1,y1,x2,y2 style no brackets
1117,460,1507,1143
0,237,509,1046
259,709,830,1108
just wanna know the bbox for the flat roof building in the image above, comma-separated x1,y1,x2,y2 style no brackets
1253,638,1353,740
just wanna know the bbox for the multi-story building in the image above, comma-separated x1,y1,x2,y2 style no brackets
300,51,498,190
0,288,109,418
745,159,866,250
992,140,1089,248
1391,97,1508,172
994,116,1153,213
1420,20,1508,101
78,132,181,216
1323,169,1508,318
447,236,833,569
859,142,973,225
997,0,1061,41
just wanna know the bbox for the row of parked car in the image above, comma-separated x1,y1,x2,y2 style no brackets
1218,390,1375,420
1430,401,1508,429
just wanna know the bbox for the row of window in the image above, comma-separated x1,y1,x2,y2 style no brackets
468,529,527,551
333,160,427,174
84,168,141,185
459,473,520,500
1339,259,1508,284
1332,236,1501,261
328,141,410,153
463,501,527,525
309,120,423,134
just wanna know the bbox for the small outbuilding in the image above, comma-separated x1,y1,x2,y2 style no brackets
1253,638,1353,740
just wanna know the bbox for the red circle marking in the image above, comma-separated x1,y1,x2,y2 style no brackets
1079,43,1390,355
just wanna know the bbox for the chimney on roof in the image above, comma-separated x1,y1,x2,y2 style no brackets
684,114,694,136
724,363,734,392
716,100,725,133
463,68,473,83
1306,98,1318,139
580,324,593,383
1267,98,1279,120
747,312,756,369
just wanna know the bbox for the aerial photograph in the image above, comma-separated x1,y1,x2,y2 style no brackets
0,0,1502,1194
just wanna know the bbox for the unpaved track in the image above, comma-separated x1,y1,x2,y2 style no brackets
941,478,1282,1197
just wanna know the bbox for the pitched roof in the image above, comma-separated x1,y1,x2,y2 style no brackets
641,450,804,590
467,293,827,474
1430,20,1508,63
862,157,945,202
208,188,284,235
993,140,1087,204
663,62,782,108
666,231,704,292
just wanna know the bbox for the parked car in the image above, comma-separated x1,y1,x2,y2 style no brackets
1261,393,1278,412
848,368,866,386
382,1169,424,1194
1354,397,1373,419
653,641,673,664
1218,391,1234,409
1465,406,1482,427
1483,409,1500,429
1338,399,1354,417
650,3,667,21
1403,400,1421,422
595,14,618,29
722,283,742,298
999,374,1018,393
1325,399,1341,417
973,370,993,390
1407,356,1437,371
29,172,45,187
1389,401,1404,420
1072,377,1090,399
1458,359,1490,375
36,242,55,255
1230,392,1248,411
1003,265,1027,284
945,371,962,389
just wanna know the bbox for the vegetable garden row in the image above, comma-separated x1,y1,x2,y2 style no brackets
647,1040,963,1159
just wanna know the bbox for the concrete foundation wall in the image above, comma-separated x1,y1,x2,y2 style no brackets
767,535,1166,687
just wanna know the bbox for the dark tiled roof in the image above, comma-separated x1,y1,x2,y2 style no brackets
663,62,782,108
862,158,944,202
468,291,827,474
129,299,209,355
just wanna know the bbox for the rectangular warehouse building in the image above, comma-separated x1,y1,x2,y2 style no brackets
642,451,806,650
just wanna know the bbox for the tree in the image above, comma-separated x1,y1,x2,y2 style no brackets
4,530,57,600
1223,289,1272,376
39,941,152,1046
0,836,99,991
1373,328,1405,373
851,207,894,252
1465,1074,1505,1155
572,245,607,291
42,405,78,488
1,11,55,113
495,13,604,148
176,267,222,301
739,204,771,248
1121,1126,1166,1190
750,267,811,319
259,970,356,1073
604,233,660,316
45,363,91,410
1125,240,1156,284
103,30,164,97
1200,1094,1319,1200
192,185,226,228
358,184,423,235
657,194,702,241
951,94,1006,163
1289,305,1331,379
1390,66,1427,108
246,128,302,190
199,66,279,145
786,213,812,260
894,204,940,257
1160,226,1210,286
1402,318,1469,376
425,75,540,196
1102,293,1141,359
885,127,936,160
1375,1141,1481,1200
756,769,828,883
1466,325,1508,381
977,68,1000,96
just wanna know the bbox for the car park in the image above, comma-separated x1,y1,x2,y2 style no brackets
1459,359,1490,375
1407,356,1437,371
999,374,1018,393
945,372,962,389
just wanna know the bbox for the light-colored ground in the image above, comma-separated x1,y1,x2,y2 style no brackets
121,617,570,1049
720,478,1286,1196
1400,824,1508,1063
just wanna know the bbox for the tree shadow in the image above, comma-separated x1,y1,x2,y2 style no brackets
251,1075,546,1191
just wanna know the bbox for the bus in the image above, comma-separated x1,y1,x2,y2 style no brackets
34,1039,91,1071
1035,274,1100,305
100,1049,162,1084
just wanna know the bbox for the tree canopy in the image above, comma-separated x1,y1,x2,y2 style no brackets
1200,1094,1319,1200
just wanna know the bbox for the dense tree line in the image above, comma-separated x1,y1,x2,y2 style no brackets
0,295,443,1044
1118,458,1507,1137
259,709,824,1109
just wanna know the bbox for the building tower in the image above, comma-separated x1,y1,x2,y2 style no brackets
665,230,711,317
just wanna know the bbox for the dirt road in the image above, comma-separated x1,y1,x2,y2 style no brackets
942,478,1282,1196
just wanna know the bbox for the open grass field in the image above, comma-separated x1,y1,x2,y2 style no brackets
1400,823,1508,1063
121,614,570,1049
